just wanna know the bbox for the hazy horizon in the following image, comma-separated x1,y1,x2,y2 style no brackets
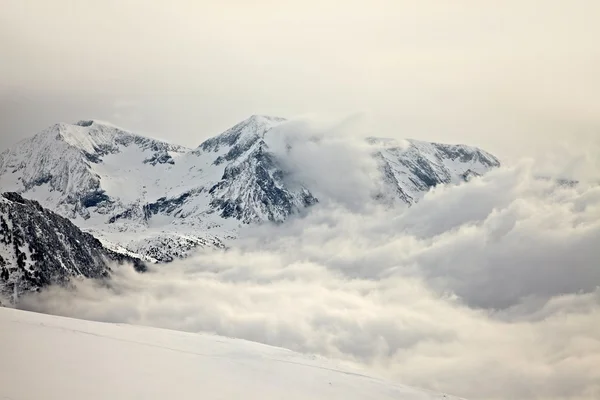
2,0,599,175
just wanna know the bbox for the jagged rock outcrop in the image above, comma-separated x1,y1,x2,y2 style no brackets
0,192,145,301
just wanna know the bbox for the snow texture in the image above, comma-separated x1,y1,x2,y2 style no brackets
0,307,464,400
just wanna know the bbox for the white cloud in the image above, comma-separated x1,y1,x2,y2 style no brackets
18,156,600,400
266,116,382,211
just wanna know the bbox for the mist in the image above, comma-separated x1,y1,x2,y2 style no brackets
17,145,600,399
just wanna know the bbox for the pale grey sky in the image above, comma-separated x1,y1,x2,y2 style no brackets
1,0,599,170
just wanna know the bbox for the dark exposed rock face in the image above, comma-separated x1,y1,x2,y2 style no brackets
207,143,318,223
0,192,145,301
80,190,112,208
193,115,318,224
143,191,199,219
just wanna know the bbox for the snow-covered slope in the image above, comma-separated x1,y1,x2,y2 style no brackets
0,116,499,261
369,137,500,204
0,193,144,300
0,120,189,217
0,307,464,400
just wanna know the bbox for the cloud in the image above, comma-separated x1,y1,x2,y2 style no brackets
17,154,600,400
266,115,383,211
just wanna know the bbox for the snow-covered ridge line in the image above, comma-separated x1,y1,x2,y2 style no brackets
0,116,500,261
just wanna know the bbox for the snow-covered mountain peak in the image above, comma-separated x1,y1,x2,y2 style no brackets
0,120,192,223
189,115,315,225
233,114,287,138
367,136,500,170
197,115,286,154
371,137,501,204
51,121,126,154
0,116,501,262
404,138,500,168
51,120,190,157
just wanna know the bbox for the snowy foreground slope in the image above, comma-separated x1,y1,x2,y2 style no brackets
0,116,499,262
0,308,463,400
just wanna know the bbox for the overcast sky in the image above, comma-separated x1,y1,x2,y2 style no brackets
2,0,600,165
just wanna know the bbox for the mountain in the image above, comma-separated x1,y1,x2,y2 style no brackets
0,307,466,400
369,137,500,204
0,120,189,219
0,116,500,262
192,115,318,223
0,192,145,301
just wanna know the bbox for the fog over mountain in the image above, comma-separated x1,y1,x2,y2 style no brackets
0,116,500,262
13,127,600,399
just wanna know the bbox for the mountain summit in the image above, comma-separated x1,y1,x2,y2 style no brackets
0,116,499,261
196,115,287,153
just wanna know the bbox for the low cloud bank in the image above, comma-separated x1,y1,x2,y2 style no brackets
19,128,600,400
